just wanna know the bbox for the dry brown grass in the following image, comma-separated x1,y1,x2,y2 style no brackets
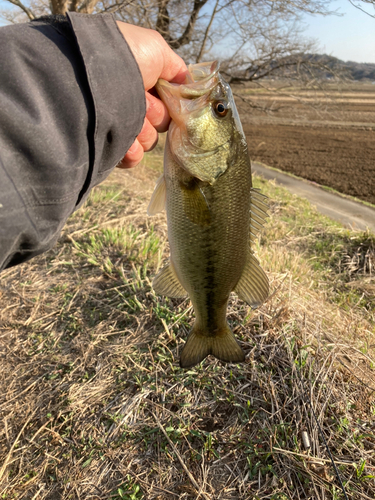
0,155,374,500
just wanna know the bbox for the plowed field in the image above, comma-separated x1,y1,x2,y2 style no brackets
237,83,375,205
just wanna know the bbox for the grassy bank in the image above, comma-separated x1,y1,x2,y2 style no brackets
0,146,374,500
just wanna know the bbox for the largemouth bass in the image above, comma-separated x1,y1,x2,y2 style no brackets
148,61,269,368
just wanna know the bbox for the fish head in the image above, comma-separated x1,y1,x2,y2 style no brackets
156,61,246,184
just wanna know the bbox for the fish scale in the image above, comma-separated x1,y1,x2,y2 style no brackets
148,61,269,368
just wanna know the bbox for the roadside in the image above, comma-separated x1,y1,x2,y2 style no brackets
252,161,375,233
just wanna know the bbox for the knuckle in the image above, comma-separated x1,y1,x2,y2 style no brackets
152,30,165,44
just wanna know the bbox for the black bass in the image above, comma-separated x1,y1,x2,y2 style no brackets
148,61,269,368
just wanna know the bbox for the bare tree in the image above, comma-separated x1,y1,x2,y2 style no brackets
0,0,331,43
0,0,353,93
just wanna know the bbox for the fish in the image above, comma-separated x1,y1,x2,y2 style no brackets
147,61,269,368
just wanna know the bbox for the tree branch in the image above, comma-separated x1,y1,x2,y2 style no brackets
155,0,171,42
79,0,100,14
169,0,209,49
6,0,35,19
95,0,132,14
49,0,70,15
70,0,81,12
348,0,375,18
196,0,219,63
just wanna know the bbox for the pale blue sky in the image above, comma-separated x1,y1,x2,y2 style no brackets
302,0,375,63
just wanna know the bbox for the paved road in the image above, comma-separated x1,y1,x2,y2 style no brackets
252,162,375,233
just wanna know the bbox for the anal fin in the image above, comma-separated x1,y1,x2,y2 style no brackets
234,253,269,308
152,262,187,298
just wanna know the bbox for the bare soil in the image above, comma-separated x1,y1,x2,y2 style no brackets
236,83,375,205
246,123,375,204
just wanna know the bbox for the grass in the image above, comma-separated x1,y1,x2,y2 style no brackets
0,143,374,500
256,176,375,320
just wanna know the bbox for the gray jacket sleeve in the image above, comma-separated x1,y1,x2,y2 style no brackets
0,13,146,270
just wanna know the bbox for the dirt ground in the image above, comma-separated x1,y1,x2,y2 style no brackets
236,83,375,205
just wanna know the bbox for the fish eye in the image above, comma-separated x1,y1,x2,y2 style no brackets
213,101,229,117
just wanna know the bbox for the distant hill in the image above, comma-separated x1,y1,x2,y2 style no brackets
306,54,375,81
227,53,375,83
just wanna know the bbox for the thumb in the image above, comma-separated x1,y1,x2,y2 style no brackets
159,48,188,85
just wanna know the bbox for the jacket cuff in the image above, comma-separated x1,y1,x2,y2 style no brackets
67,13,146,198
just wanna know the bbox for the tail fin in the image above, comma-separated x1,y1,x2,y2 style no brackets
180,323,245,368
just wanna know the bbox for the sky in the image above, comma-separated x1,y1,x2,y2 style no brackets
301,0,375,63
0,0,374,63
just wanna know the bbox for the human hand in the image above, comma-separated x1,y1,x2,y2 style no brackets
116,22,187,168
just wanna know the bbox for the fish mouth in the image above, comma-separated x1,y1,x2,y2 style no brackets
157,61,219,97
156,61,220,122
181,61,220,97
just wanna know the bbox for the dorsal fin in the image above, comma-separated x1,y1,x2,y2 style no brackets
236,188,269,307
249,188,269,243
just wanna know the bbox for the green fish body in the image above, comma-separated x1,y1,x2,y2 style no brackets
148,61,269,368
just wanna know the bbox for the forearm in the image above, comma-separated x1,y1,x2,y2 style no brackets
0,14,146,270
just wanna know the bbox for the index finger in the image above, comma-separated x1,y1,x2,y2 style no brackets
146,92,170,132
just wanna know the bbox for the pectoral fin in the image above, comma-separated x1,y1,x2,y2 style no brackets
180,181,211,226
147,175,167,216
234,253,269,308
152,262,187,298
